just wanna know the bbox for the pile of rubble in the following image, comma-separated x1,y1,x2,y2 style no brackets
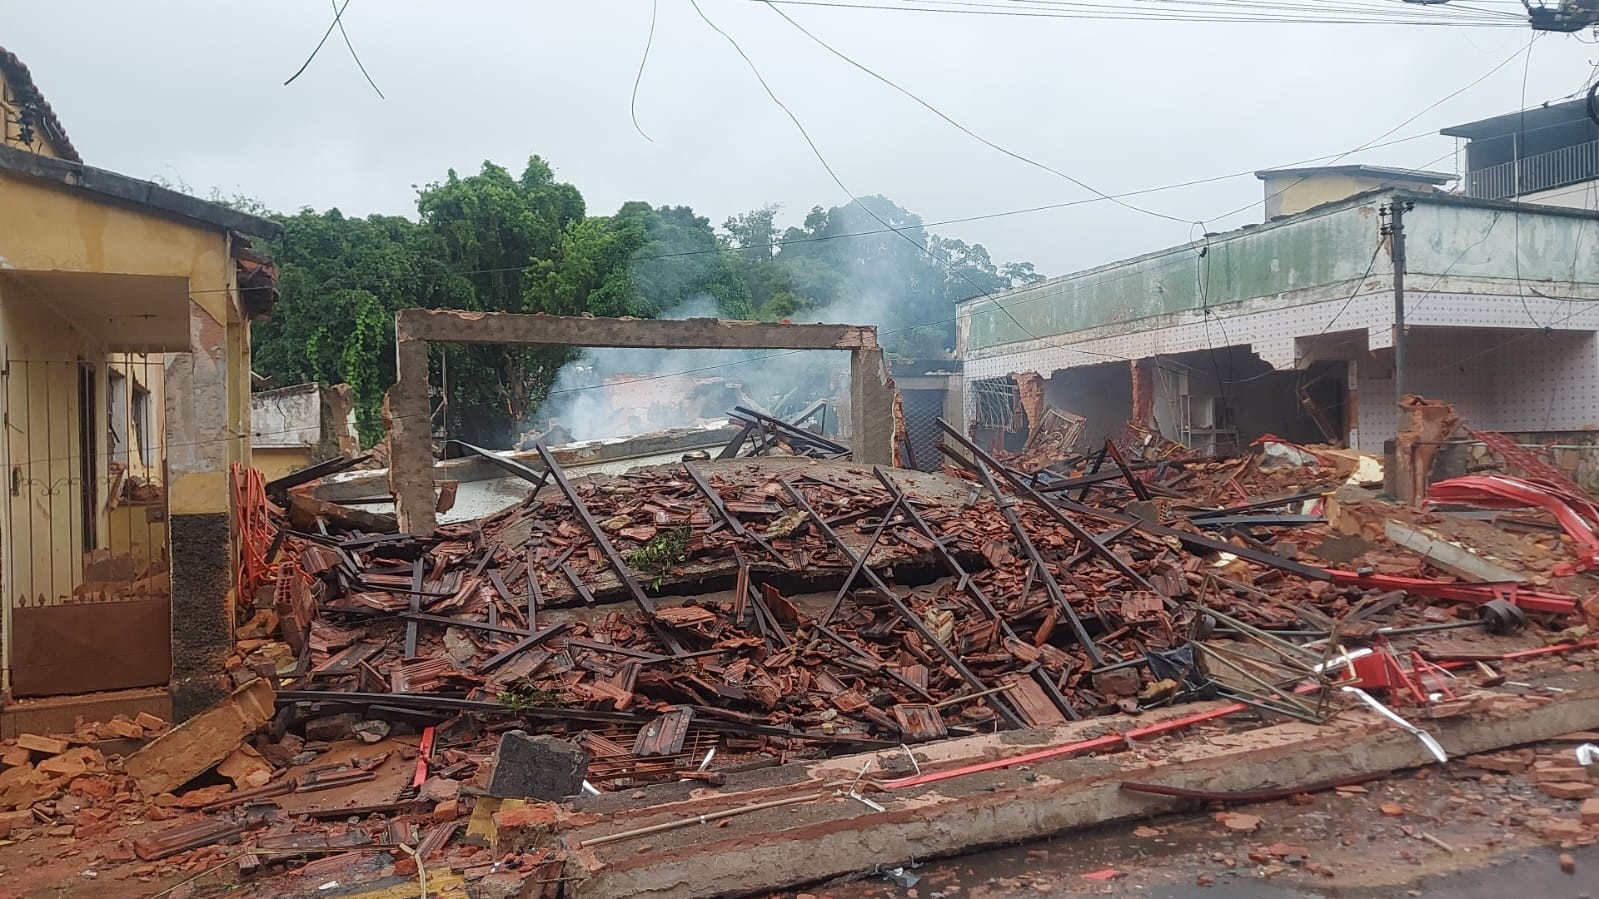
5,410,1599,897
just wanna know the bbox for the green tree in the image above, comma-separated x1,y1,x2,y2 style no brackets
252,209,424,444
411,158,588,443
533,202,753,321
252,162,1046,450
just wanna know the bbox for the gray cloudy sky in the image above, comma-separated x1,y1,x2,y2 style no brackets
4,0,1593,275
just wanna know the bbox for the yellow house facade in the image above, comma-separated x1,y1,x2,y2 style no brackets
0,48,280,723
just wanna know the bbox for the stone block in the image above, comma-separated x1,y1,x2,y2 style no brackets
486,731,590,800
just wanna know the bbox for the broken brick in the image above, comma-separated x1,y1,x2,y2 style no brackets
14,735,67,756
1537,782,1595,801
1580,797,1599,826
1214,812,1261,834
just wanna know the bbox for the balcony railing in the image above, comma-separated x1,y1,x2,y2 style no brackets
1467,141,1599,200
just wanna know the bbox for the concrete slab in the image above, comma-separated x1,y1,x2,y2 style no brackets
556,666,1599,898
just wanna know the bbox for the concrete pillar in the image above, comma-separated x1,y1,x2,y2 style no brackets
942,373,966,432
388,337,436,533
849,347,895,466
1130,359,1156,429
1346,358,1361,450
165,299,235,720
1392,395,1460,507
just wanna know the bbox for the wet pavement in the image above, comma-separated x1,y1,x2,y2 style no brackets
845,839,1599,898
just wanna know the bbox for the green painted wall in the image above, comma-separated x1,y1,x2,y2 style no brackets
1404,201,1599,283
959,191,1599,356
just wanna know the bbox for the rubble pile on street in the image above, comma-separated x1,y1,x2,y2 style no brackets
4,410,1599,896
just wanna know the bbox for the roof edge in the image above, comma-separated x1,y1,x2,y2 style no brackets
955,186,1599,310
1253,165,1455,184
0,143,281,238
0,47,81,164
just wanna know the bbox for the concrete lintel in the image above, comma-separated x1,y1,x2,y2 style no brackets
388,311,890,532
563,674,1599,898
394,309,878,350
1382,520,1527,584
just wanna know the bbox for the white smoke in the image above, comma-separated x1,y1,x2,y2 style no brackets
522,212,956,446
524,296,851,445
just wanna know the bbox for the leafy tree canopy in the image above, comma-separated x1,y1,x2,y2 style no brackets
251,159,1043,446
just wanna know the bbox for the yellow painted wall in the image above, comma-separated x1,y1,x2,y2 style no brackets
254,447,316,483
0,172,231,323
0,170,248,515
0,69,64,159
1262,174,1378,219
1262,174,1445,219
106,504,166,575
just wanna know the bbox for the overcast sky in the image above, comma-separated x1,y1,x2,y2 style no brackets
5,0,1594,276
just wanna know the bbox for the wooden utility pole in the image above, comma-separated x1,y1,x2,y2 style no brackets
1383,201,1412,405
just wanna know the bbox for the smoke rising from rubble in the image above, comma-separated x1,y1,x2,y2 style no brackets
524,295,854,445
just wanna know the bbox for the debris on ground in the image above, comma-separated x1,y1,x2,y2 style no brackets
8,402,1599,897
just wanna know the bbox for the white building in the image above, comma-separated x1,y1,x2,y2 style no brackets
955,165,1599,460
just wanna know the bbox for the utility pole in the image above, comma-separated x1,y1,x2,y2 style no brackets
1382,201,1412,405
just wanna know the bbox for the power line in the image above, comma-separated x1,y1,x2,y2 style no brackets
761,1,1196,225
284,0,352,86
1513,32,1546,330
630,0,660,142
329,0,384,99
45,113,1599,314
284,0,383,98
1205,38,1533,226
686,0,1173,375
1406,209,1502,316
921,0,1519,20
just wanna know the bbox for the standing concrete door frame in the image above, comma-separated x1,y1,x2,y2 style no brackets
386,310,896,533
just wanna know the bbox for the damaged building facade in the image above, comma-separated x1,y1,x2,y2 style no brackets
249,381,359,483
956,173,1599,464
0,48,281,726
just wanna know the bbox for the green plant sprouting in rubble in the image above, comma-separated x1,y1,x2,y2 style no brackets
498,681,562,711
625,526,691,590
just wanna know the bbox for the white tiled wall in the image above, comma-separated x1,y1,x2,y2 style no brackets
961,290,1599,450
1354,328,1599,453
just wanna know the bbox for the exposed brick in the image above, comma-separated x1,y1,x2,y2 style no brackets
1538,781,1595,800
